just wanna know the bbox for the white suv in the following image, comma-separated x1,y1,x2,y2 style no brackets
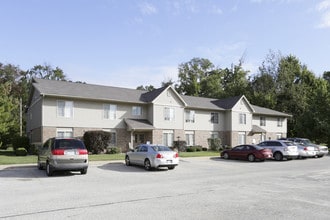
258,140,299,161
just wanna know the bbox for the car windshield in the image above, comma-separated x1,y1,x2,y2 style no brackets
301,139,312,144
151,145,171,152
55,139,85,149
283,141,294,146
254,145,264,150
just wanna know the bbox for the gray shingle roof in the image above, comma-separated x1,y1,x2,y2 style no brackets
31,78,291,117
33,78,146,104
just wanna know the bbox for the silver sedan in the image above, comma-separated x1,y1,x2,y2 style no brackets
125,144,179,171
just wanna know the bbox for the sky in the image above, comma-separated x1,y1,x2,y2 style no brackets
1,0,330,88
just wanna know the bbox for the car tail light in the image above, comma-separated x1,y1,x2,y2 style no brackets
156,153,164,158
79,149,88,155
303,147,308,151
51,149,64,155
174,153,179,158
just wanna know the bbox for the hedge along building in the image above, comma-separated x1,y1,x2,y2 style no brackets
26,78,291,152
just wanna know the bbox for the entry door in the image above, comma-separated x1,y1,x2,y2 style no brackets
135,133,145,145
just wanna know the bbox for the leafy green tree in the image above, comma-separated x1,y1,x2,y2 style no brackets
136,85,155,91
25,64,66,81
176,58,214,96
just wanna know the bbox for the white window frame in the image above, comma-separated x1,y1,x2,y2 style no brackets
56,128,73,138
277,118,283,127
57,100,73,118
163,130,174,147
211,112,219,124
238,132,246,145
210,132,219,139
185,131,195,146
276,133,282,139
164,107,175,121
132,106,142,116
239,113,246,124
103,104,117,120
185,110,195,123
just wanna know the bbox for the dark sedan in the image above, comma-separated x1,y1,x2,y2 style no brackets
221,144,273,162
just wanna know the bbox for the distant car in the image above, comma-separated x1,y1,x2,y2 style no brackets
289,138,329,158
38,138,89,176
282,138,317,158
125,144,179,170
258,140,299,161
221,144,273,162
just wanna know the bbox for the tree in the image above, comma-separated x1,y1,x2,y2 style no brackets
136,85,155,91
176,58,215,96
25,64,66,81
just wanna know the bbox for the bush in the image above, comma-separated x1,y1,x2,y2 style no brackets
12,136,30,152
172,140,187,152
106,147,121,154
208,138,222,151
186,145,202,152
83,130,113,154
15,148,28,156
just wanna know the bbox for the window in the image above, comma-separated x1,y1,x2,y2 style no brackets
57,101,73,118
210,132,219,139
185,110,195,123
132,106,142,116
238,132,246,145
56,128,73,138
239,113,246,124
104,104,117,119
260,116,266,126
277,118,283,127
276,133,282,139
211,112,219,124
163,130,174,147
164,107,175,121
185,131,195,146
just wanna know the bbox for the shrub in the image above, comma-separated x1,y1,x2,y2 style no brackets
173,140,187,152
12,136,30,152
15,148,28,156
83,130,113,154
202,147,208,151
106,147,121,154
208,138,222,151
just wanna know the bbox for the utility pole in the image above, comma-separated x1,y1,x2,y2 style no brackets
20,97,22,136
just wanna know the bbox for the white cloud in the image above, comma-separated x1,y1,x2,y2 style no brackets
316,0,330,28
139,2,157,15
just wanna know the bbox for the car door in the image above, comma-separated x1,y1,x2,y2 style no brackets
38,139,52,166
135,145,148,165
236,145,249,159
230,146,244,159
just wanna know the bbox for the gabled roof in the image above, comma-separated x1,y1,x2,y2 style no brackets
30,78,290,117
252,105,291,117
32,78,146,104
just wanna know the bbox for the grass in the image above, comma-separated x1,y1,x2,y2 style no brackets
0,148,220,165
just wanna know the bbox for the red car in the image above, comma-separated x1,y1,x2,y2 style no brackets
221,144,273,162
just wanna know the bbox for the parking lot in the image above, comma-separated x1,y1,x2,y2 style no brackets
1,156,330,220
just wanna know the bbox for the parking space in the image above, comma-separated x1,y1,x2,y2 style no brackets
1,156,330,219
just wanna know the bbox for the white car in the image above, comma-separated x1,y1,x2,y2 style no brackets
296,144,317,158
125,144,179,171
258,140,299,161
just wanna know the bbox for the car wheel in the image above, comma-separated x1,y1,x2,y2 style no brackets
317,155,324,158
223,152,229,159
125,156,131,166
274,152,283,161
247,154,255,162
144,159,152,171
81,168,87,175
46,162,53,176
168,166,175,170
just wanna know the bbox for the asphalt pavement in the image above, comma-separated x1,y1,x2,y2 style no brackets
1,156,330,220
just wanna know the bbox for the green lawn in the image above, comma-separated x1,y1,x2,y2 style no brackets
0,148,220,165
